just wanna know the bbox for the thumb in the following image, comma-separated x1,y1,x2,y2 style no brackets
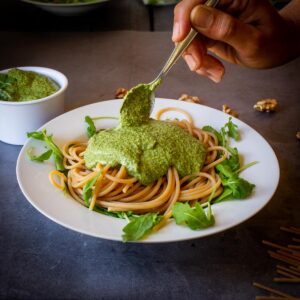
190,5,259,54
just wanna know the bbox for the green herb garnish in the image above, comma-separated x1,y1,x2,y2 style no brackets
27,129,65,171
82,171,101,206
85,116,97,138
27,148,53,162
203,118,255,204
224,117,239,141
172,202,215,230
122,213,161,242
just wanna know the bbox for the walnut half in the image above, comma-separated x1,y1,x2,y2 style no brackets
254,98,278,112
179,94,202,104
222,104,239,118
115,87,128,99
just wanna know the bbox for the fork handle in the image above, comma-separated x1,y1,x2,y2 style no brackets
157,0,219,80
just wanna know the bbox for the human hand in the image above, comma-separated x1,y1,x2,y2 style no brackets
173,0,298,82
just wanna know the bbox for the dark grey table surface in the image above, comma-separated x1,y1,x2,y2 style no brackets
1,25,300,300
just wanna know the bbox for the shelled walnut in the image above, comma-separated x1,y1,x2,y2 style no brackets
179,94,202,104
254,99,278,112
115,87,128,99
296,132,300,140
222,104,239,118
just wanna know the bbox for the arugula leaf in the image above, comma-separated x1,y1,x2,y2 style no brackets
203,118,255,204
203,118,239,146
27,129,65,171
216,164,255,199
224,117,239,141
82,171,101,206
172,202,215,230
122,213,161,242
227,147,240,171
220,146,240,172
85,115,96,138
214,187,234,203
236,161,258,174
224,176,255,199
27,148,53,162
202,125,226,146
27,131,45,140
215,163,234,178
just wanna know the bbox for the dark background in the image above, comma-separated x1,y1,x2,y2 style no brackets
0,0,291,32
0,0,174,32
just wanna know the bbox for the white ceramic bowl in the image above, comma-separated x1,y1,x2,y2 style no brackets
0,66,68,145
21,0,110,16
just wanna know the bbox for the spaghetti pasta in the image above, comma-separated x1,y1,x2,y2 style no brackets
51,108,228,228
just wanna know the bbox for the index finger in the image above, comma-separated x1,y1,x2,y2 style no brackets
172,0,205,42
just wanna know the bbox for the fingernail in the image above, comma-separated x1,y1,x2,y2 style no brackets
172,22,180,41
196,67,223,83
192,6,214,29
185,55,197,71
207,74,221,83
206,69,223,83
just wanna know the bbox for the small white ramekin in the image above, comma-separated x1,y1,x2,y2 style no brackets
0,66,68,145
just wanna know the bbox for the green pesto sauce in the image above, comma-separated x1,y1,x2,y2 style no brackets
120,82,159,127
0,68,59,102
84,81,207,185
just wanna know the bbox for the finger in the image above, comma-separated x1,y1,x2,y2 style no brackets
182,36,225,82
182,37,207,71
196,54,225,83
190,5,260,54
206,39,239,65
172,0,205,42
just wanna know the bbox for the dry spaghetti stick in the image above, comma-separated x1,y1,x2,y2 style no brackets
280,227,300,235
289,245,300,250
273,277,300,283
262,240,300,254
253,282,298,299
277,250,300,261
268,251,300,267
276,269,298,278
293,238,300,243
291,226,300,232
277,265,300,277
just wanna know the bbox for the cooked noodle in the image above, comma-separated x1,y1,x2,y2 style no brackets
50,108,228,226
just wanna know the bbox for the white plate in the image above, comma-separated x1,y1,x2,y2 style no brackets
21,0,109,16
16,99,279,243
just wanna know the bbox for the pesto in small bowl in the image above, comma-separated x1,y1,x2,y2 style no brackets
0,68,59,102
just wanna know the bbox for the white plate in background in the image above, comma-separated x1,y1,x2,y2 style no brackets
21,0,109,16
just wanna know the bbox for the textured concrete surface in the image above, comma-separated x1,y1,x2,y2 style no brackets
0,31,299,300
